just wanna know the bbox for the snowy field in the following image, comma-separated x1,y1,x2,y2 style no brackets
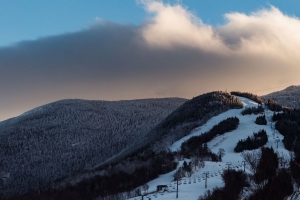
128,96,290,200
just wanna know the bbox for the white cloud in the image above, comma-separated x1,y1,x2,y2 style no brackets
140,1,225,52
140,1,300,65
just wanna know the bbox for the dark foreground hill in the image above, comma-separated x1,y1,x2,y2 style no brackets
0,98,186,197
263,85,300,109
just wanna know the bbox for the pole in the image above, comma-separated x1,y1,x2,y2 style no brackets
276,139,280,149
176,179,178,198
242,161,246,172
204,172,209,188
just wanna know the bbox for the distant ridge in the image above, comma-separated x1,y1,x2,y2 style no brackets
263,85,300,109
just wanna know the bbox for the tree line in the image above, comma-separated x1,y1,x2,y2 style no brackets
241,106,264,115
230,91,263,104
180,117,239,158
234,129,268,152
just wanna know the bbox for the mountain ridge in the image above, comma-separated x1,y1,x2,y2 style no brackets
3,87,300,200
263,85,300,109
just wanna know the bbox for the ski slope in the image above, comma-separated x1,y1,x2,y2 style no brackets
128,96,290,200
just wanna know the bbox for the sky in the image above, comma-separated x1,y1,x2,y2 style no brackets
1,0,300,121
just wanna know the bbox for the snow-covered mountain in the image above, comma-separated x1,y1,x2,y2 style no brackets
101,92,243,167
263,85,300,109
127,96,291,200
2,91,300,200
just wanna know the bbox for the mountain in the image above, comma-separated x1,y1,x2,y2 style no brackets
263,85,300,109
125,96,294,200
0,98,186,197
97,91,243,167
4,91,245,199
4,91,300,200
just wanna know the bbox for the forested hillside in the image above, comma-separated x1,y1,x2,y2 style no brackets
6,91,243,200
102,91,243,166
263,85,300,109
0,98,186,197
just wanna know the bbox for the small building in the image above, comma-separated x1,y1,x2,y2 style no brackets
156,185,168,192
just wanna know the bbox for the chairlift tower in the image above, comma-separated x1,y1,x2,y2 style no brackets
275,138,280,149
204,171,209,188
225,162,232,171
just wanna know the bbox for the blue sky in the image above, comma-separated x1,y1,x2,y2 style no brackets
1,0,299,47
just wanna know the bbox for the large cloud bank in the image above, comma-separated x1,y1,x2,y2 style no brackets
0,1,300,121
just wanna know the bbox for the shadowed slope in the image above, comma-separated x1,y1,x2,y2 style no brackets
0,98,185,197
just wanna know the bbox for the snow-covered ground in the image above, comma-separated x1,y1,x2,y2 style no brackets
128,96,290,200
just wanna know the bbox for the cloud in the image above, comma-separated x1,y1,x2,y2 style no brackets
141,1,300,62
1,1,300,121
140,1,225,52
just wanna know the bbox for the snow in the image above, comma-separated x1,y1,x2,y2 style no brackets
128,96,290,200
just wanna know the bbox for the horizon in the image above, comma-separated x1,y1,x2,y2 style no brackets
0,86,294,122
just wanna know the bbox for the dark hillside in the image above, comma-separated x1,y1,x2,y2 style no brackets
0,98,186,197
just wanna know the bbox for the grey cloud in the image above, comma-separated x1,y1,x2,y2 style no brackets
1,3,300,121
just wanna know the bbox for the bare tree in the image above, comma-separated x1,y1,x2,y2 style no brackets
135,188,141,196
142,184,149,194
217,148,225,160
241,150,261,174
